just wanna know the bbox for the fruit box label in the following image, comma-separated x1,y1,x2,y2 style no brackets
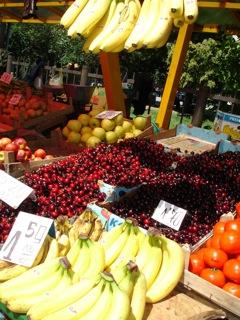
96,110,122,120
0,211,54,267
0,170,34,209
0,72,13,85
9,94,22,106
152,200,187,231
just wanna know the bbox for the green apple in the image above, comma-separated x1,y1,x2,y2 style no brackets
92,127,106,141
125,132,134,139
67,131,81,144
133,116,147,130
67,120,82,132
86,136,101,148
81,126,92,135
122,120,133,133
80,133,92,144
78,114,90,127
115,114,123,126
101,119,115,131
106,131,118,144
62,126,70,138
133,129,143,137
89,117,101,129
114,125,125,139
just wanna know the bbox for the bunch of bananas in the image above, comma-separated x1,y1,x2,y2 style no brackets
60,0,198,53
0,220,185,319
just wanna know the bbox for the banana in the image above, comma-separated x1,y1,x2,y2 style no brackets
105,280,130,320
128,271,147,320
28,275,100,320
7,268,72,314
68,227,79,248
131,0,161,49
68,0,112,38
89,219,104,241
0,259,12,269
140,236,162,289
117,262,138,298
45,238,59,261
174,16,185,28
67,237,81,266
135,234,152,270
83,0,117,53
143,0,173,49
89,0,125,53
183,0,198,24
79,240,105,280
99,223,124,250
100,0,140,52
71,238,91,282
124,0,151,50
169,0,184,18
146,236,185,303
60,0,89,28
109,226,139,271
58,234,70,256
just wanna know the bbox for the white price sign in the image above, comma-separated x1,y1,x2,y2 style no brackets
0,170,34,209
152,200,187,231
0,212,54,267
96,110,122,119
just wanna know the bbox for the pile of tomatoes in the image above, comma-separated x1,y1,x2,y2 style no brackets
189,218,240,298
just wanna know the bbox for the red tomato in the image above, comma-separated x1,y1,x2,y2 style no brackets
225,219,240,233
189,254,205,275
200,268,226,288
195,248,208,260
220,231,240,254
223,282,240,298
203,248,228,269
223,259,240,284
213,221,226,235
236,202,240,217
210,234,221,249
236,254,240,262
206,238,212,248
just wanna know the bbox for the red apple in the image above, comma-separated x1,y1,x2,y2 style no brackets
16,149,27,162
45,155,54,160
13,138,27,150
34,148,46,159
24,149,32,160
0,137,12,150
34,156,43,161
5,143,18,153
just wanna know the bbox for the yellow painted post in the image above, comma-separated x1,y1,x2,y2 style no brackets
156,23,193,129
99,52,126,117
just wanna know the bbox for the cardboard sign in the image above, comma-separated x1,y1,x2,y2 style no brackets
98,180,140,202
0,212,54,267
0,72,13,85
96,110,122,120
9,94,22,105
214,110,240,140
152,200,187,231
0,170,34,209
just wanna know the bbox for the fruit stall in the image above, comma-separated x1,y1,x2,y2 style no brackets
0,1,239,320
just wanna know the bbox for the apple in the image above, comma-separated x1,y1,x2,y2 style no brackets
16,149,27,162
101,119,115,131
122,121,133,133
24,148,32,160
81,126,92,135
13,137,27,150
81,133,92,144
34,156,43,161
78,114,90,127
115,114,123,126
92,127,106,141
125,132,134,139
106,131,118,144
89,118,100,129
67,131,81,144
88,108,104,117
67,120,82,132
86,136,101,148
45,155,54,159
0,137,12,150
5,143,18,153
114,125,125,139
133,116,147,130
34,148,46,159
62,126,70,138
133,129,142,137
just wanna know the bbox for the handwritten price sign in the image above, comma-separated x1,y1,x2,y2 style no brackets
96,111,122,119
0,170,34,209
0,212,54,267
9,94,22,105
0,72,13,84
152,200,187,231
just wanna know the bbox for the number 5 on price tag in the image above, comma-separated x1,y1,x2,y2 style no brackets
152,200,187,231
0,212,54,267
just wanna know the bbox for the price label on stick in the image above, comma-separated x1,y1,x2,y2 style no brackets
0,212,54,267
152,200,187,231
9,94,22,105
0,72,13,84
0,170,34,209
96,110,122,119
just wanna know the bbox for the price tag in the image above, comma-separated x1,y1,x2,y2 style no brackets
9,94,22,105
152,200,187,231
0,212,54,267
0,170,34,209
107,213,124,231
0,72,13,84
96,110,122,119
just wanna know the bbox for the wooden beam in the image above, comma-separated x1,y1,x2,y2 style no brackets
156,23,193,129
99,52,126,117
0,8,21,21
0,18,60,24
198,1,240,10
194,23,240,35
45,7,64,17
0,2,73,8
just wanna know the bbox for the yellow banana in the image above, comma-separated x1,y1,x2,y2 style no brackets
100,0,139,52
143,0,173,49
174,16,185,28
105,280,130,320
89,0,125,53
0,264,29,282
124,0,151,50
146,236,185,303
128,271,147,320
58,234,70,256
28,275,99,320
71,238,91,282
135,234,152,271
99,223,124,250
169,0,184,18
0,260,12,269
117,262,138,298
89,219,104,241
68,0,112,38
183,0,198,24
45,238,59,261
60,0,89,28
66,237,81,266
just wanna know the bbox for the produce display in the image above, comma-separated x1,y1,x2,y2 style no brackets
62,110,148,146
0,136,52,162
189,218,240,298
0,93,48,122
60,0,198,53
0,220,185,319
